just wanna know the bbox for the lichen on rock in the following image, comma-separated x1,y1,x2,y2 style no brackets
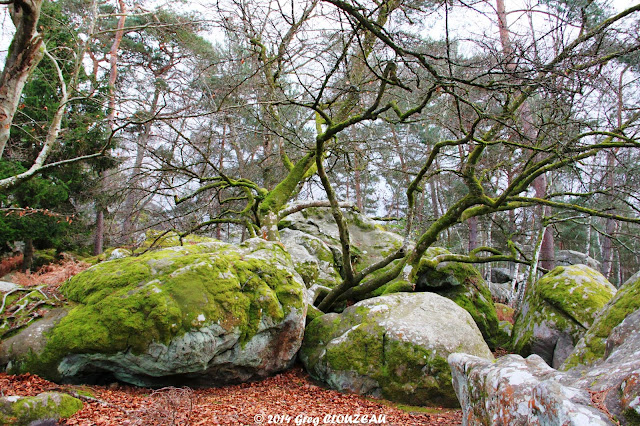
561,270,640,371
512,264,616,368
0,238,306,387
0,392,83,425
410,247,503,349
300,292,493,407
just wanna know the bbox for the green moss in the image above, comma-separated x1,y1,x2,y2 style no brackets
410,249,500,349
536,266,614,328
305,304,325,325
623,408,640,426
10,241,304,380
370,280,414,297
0,392,83,425
302,306,459,407
513,266,619,369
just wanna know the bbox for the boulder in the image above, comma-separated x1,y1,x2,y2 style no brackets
490,267,513,284
300,292,493,407
0,239,306,387
561,270,640,370
556,249,601,270
488,281,512,304
449,306,640,425
107,248,131,261
512,264,616,368
0,281,19,293
448,353,612,425
0,392,83,425
279,228,342,288
411,248,502,349
279,206,407,290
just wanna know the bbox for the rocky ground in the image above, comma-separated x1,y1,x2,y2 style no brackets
0,367,462,425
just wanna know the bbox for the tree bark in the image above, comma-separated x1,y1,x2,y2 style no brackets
468,216,478,252
93,209,104,255
0,0,45,158
121,85,160,240
21,238,34,272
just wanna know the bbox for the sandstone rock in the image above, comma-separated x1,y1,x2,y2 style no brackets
449,306,640,425
488,281,512,304
449,353,612,425
411,248,503,349
0,392,83,425
556,249,601,270
279,206,408,294
561,270,640,370
279,228,342,288
566,308,640,423
491,267,513,284
0,239,306,387
0,280,19,293
300,292,493,407
107,248,131,260
512,264,616,368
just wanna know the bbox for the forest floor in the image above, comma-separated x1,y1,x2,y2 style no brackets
0,366,462,425
2,258,464,425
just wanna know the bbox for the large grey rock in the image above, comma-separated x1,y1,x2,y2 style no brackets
279,228,342,288
300,292,493,407
556,249,601,270
512,264,616,368
491,267,513,284
0,280,20,293
279,206,406,287
449,306,640,425
0,239,306,387
488,281,512,304
107,248,131,260
411,248,503,349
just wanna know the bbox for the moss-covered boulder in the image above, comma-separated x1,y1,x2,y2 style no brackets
279,228,342,289
561,270,640,371
279,206,407,289
0,392,83,425
512,264,616,368
300,292,493,407
0,238,306,387
410,248,502,349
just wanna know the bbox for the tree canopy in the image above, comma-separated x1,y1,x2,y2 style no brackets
1,0,639,306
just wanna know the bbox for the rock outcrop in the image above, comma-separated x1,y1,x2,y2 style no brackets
512,264,616,368
555,249,601,270
278,206,409,297
449,353,612,425
0,239,306,387
279,228,342,289
300,292,493,407
449,306,640,425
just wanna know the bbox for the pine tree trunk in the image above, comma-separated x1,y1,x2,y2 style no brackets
93,209,104,255
21,238,34,272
